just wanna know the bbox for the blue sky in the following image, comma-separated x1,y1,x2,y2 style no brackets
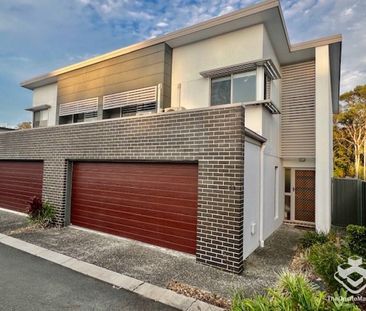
0,0,365,127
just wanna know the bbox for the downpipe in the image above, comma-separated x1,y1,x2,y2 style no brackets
259,143,266,248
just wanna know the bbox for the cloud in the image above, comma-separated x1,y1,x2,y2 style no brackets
282,0,366,93
156,21,168,28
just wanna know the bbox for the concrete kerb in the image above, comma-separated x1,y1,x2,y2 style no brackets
0,233,223,311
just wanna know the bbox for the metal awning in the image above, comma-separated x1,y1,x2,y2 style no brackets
241,99,281,114
200,58,281,80
245,127,267,144
25,104,51,112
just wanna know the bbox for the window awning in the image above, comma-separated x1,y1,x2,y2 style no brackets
25,104,51,112
103,86,158,110
242,99,281,114
59,98,98,116
200,59,281,80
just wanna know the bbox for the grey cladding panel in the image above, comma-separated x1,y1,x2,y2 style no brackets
57,43,171,107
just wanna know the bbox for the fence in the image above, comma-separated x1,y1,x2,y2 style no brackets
332,178,366,227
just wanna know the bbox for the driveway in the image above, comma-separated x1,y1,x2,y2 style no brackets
0,209,304,299
0,243,176,311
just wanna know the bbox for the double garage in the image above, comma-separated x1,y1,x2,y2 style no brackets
0,161,198,255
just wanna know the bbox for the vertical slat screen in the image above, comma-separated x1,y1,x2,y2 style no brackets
281,61,316,158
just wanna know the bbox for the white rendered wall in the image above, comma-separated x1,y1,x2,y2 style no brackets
244,107,283,242
171,24,264,109
243,140,261,259
171,22,284,251
32,83,58,126
315,45,333,233
262,108,283,239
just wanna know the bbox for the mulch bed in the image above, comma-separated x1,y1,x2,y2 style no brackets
167,280,231,309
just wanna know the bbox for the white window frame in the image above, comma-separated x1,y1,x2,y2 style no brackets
210,70,258,106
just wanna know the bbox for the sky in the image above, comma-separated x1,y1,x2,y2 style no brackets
0,0,365,127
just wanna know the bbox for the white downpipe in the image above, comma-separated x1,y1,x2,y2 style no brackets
259,143,266,247
177,83,182,110
157,83,162,113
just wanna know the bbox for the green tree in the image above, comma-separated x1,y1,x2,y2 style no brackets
334,85,366,179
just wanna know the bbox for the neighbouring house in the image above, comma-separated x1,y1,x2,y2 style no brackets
0,127,15,132
0,0,341,273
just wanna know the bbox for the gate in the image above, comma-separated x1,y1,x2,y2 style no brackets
332,178,366,227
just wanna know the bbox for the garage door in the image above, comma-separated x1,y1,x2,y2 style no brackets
71,162,198,254
0,161,43,213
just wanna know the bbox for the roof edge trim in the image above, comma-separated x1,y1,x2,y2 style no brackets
290,34,342,52
245,127,267,143
20,0,280,89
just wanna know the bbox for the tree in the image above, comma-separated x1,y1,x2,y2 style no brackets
334,85,366,179
17,121,32,130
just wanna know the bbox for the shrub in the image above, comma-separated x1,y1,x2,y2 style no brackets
27,196,55,227
27,196,43,219
231,271,359,311
308,242,346,291
300,231,329,249
346,225,366,258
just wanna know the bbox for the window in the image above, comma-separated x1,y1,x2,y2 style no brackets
59,115,73,125
211,71,256,106
103,102,157,120
264,73,271,100
59,111,98,125
211,76,231,106
284,168,291,220
73,113,85,123
33,110,48,128
232,72,256,103
33,111,40,128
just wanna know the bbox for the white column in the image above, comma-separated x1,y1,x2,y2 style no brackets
315,45,332,233
256,66,265,101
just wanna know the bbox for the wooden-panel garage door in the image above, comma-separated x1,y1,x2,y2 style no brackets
71,162,198,254
0,161,43,213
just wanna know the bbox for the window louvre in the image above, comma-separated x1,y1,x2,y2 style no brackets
103,86,157,110
59,98,98,116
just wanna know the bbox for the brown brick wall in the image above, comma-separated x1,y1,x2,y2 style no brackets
0,105,245,273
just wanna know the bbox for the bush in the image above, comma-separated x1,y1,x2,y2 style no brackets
27,196,43,219
300,231,330,249
346,225,366,258
27,196,55,227
308,242,349,291
231,271,359,311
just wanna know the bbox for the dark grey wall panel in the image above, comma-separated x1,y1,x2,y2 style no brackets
57,43,172,108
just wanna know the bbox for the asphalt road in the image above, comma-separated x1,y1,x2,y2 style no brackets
0,243,177,311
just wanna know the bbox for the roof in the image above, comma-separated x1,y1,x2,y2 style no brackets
20,0,342,111
0,127,15,131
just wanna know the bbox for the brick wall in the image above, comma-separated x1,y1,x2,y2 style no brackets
0,105,245,273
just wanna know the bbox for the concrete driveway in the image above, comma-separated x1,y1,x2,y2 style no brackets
0,209,303,299
0,243,176,311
